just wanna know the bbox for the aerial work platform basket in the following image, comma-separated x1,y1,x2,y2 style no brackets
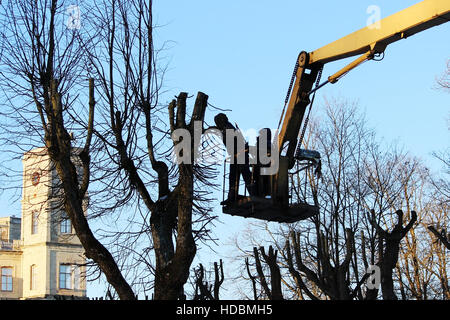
221,195,319,223
214,113,320,223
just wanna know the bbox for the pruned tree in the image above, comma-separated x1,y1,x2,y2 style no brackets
368,209,417,300
192,259,224,300
97,88,215,299
367,153,449,300
285,229,357,300
79,0,220,299
245,246,284,300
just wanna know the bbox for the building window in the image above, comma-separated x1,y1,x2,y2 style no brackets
1,267,13,292
60,213,72,234
31,211,39,234
30,265,37,290
59,264,72,289
59,264,82,290
31,172,40,186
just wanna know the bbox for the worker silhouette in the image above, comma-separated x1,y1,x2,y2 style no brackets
214,113,255,203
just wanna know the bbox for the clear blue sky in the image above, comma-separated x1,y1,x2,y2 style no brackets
1,1,448,298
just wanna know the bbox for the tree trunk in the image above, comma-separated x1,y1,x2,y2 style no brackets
46,81,136,300
53,156,136,300
151,92,208,299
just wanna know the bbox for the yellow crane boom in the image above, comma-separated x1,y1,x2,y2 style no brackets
310,0,450,65
221,0,450,223
278,0,450,164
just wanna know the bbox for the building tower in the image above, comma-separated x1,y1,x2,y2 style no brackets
0,147,87,299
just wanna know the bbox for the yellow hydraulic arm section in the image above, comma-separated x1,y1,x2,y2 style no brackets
278,0,450,168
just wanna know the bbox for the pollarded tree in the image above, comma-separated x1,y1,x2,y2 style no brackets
191,259,224,300
82,0,219,299
245,246,284,300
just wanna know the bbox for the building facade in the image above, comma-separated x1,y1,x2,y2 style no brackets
0,148,86,300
